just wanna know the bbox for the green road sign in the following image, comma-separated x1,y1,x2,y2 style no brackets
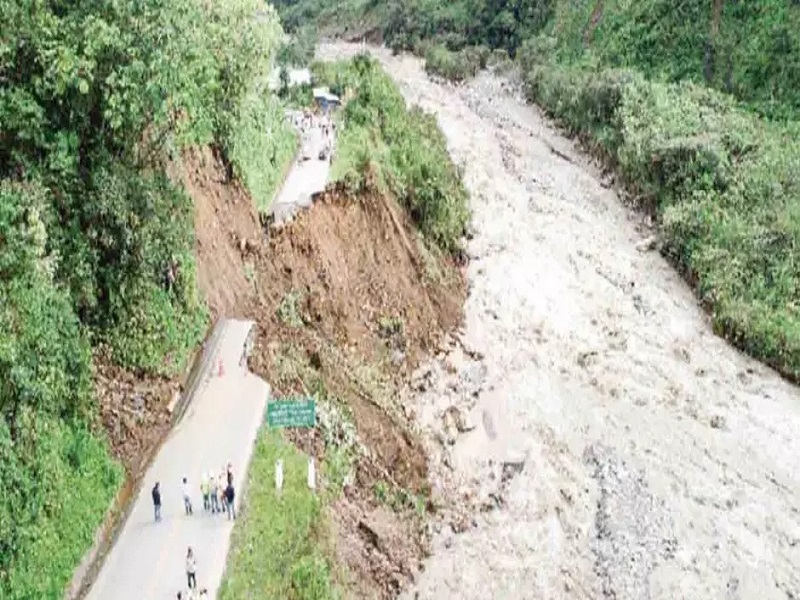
267,398,316,428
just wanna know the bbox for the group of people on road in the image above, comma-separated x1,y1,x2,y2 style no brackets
150,462,237,597
291,108,336,163
152,463,236,523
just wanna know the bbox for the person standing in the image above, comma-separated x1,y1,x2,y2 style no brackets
218,471,228,515
209,471,219,514
200,473,210,513
182,477,193,515
152,482,162,522
225,482,236,521
185,547,197,591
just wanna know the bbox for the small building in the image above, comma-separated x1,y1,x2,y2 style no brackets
312,87,341,113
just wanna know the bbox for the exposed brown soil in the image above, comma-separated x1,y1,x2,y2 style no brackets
246,183,464,596
183,146,465,597
330,490,426,598
250,183,462,480
184,146,263,320
93,350,177,475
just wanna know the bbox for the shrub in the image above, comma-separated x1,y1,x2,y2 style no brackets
225,90,298,211
424,44,481,82
0,181,122,598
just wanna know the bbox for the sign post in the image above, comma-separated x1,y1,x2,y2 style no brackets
266,397,317,490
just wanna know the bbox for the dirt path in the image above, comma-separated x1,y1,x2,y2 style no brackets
319,44,800,600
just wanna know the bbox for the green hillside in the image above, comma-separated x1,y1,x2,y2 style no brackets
276,0,800,120
0,0,294,597
549,0,800,120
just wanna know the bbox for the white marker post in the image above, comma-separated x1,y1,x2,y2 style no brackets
307,457,316,491
275,459,284,493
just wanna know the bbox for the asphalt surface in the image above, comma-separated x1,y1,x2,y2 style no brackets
268,118,333,224
86,319,269,600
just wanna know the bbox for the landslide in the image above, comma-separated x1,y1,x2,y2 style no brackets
187,147,465,596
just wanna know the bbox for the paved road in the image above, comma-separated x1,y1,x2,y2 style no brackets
269,117,333,224
86,319,269,600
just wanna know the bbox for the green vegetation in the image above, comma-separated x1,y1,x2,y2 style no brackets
0,0,294,596
219,430,340,600
277,291,306,328
278,26,320,68
227,90,298,211
313,55,469,252
373,481,427,517
424,44,488,81
276,0,800,119
273,0,382,39
546,0,800,120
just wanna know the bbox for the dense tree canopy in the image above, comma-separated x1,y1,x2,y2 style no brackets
0,0,289,596
275,0,800,118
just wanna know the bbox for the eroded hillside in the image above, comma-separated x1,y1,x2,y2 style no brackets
185,137,466,596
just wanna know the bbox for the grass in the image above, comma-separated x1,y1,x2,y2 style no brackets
219,429,340,600
221,343,370,599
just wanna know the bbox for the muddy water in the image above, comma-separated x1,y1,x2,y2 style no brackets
319,44,800,599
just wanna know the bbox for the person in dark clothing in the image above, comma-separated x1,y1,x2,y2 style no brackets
152,482,162,522
225,484,236,520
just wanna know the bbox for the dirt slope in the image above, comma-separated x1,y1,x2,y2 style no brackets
317,44,800,600
247,182,464,597
186,144,465,596
184,146,264,319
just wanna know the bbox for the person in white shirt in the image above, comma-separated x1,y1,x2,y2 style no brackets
182,477,193,515
185,546,197,591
